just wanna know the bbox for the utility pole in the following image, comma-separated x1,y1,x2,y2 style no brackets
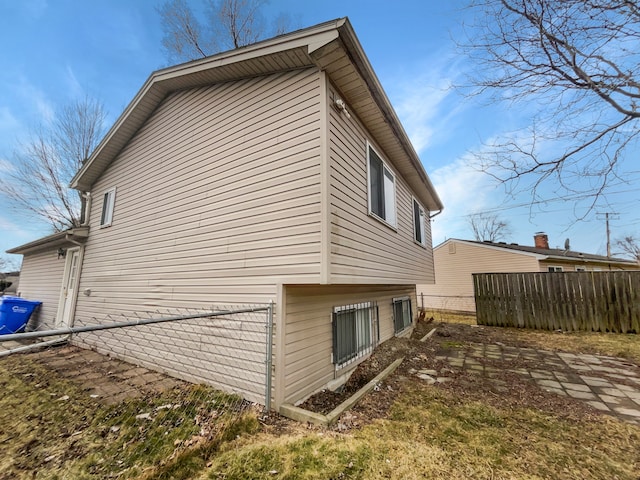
596,212,620,257
606,213,611,258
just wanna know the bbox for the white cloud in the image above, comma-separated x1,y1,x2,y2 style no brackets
0,216,23,233
392,71,462,153
380,52,512,245
385,52,472,157
0,214,38,254
393,78,452,153
65,65,84,98
14,76,55,125
0,157,14,174
0,107,19,131
429,152,502,245
23,0,48,18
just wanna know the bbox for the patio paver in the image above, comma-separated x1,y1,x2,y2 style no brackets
437,342,640,425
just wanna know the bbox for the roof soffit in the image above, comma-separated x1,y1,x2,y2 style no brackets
310,29,442,211
71,18,443,212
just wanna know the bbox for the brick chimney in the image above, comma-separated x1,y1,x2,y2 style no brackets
534,232,549,249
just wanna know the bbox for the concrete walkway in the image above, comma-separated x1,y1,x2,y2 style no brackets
436,343,640,425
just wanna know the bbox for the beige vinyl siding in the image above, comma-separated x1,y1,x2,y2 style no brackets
71,69,322,403
418,240,540,312
327,84,434,284
282,284,416,405
15,249,65,330
74,309,268,404
75,68,323,319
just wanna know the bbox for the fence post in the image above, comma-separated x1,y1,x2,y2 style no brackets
420,293,424,310
264,300,274,412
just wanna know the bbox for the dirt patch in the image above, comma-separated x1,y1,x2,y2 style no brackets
298,320,450,418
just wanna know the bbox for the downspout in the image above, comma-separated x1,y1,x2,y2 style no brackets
429,209,443,220
80,192,92,226
66,191,92,245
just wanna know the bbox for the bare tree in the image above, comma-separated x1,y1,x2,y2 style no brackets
468,212,512,242
158,0,212,62
158,0,294,62
0,97,106,232
614,235,640,262
462,0,640,206
212,0,266,50
0,255,20,273
0,256,20,294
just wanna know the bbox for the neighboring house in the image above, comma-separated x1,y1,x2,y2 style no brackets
7,18,443,410
0,270,19,295
418,232,639,313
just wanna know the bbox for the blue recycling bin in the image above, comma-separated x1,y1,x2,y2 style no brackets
0,297,42,335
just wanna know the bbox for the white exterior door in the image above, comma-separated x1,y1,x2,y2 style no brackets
57,248,81,328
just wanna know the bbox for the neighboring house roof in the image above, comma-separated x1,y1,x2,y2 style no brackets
6,227,89,255
70,17,443,213
437,238,639,267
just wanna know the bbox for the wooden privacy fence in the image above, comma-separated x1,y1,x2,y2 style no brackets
473,271,640,333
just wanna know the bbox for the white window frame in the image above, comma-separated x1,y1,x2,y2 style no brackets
575,266,587,272
392,296,413,334
548,266,563,272
412,198,427,247
332,302,379,369
100,187,116,227
366,142,397,228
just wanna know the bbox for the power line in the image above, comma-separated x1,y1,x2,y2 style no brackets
477,187,640,215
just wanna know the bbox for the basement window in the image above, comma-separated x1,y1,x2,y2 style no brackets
367,143,396,227
332,302,379,368
393,297,412,334
100,187,116,227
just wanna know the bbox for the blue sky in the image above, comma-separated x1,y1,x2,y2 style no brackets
1,0,639,267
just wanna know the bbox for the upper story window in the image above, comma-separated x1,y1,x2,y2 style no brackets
367,143,396,227
100,187,116,227
413,199,427,247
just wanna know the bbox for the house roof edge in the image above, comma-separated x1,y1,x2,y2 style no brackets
6,227,90,255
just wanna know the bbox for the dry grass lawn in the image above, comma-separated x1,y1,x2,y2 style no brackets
1,316,639,479
202,386,639,480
